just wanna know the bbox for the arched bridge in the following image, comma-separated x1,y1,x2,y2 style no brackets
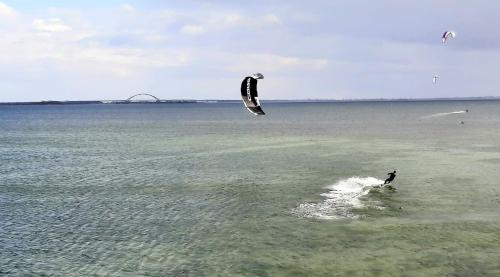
126,93,160,102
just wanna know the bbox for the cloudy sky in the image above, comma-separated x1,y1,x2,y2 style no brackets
1,0,499,101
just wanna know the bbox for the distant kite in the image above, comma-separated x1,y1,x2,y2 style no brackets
442,31,456,43
240,73,265,115
433,75,439,84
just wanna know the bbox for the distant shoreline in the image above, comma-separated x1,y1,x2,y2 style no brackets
1,97,500,106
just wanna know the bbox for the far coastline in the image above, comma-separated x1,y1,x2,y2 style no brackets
1,97,500,106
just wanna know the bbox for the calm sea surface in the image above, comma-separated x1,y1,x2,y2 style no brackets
1,101,500,276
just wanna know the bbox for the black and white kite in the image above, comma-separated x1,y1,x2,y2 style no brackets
240,73,265,115
442,31,456,43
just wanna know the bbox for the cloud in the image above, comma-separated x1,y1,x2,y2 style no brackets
211,52,329,72
224,14,241,23
0,1,16,20
0,26,189,78
175,11,281,37
211,13,282,29
180,24,205,35
120,4,135,14
263,14,281,24
33,18,71,32
50,47,189,77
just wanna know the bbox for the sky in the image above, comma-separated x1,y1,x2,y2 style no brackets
1,0,500,101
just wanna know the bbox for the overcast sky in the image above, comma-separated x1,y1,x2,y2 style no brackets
1,0,500,101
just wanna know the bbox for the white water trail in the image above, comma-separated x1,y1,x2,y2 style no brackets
292,177,384,220
422,110,467,119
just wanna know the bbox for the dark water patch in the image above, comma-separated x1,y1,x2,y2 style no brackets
479,158,500,164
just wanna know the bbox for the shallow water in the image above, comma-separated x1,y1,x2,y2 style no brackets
1,101,500,276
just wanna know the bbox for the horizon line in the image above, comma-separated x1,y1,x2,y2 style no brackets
1,96,500,105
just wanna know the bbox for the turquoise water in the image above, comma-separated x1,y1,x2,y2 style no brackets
1,101,500,276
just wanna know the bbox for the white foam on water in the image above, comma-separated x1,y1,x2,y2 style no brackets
422,110,467,119
292,177,384,220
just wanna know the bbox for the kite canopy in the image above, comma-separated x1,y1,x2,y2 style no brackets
240,73,265,115
442,31,456,43
250,73,264,79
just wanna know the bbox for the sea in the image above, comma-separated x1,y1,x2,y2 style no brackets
1,101,500,276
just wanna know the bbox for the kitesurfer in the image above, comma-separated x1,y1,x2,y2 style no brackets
384,170,396,185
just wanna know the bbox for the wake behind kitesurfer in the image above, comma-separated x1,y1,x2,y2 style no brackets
384,170,396,185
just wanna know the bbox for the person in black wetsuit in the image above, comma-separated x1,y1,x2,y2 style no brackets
384,170,396,184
